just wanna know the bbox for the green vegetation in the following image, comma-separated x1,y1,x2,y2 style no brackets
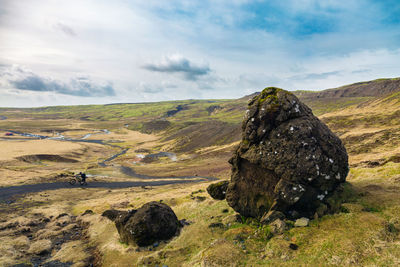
303,97,373,116
257,87,283,106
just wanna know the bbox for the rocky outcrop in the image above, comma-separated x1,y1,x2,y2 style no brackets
225,87,349,222
102,202,181,246
207,180,229,200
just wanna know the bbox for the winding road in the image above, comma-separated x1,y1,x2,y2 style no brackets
0,176,218,202
0,129,219,202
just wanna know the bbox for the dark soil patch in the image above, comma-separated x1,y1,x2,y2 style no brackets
16,154,78,163
340,129,400,155
142,120,171,133
165,104,188,117
135,148,151,153
386,154,400,163
164,121,241,152
206,105,223,115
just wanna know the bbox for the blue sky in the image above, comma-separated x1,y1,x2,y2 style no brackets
0,0,400,107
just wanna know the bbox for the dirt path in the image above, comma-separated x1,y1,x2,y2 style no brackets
0,177,218,202
0,129,218,201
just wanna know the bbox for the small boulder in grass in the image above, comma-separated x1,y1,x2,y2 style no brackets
270,219,287,235
207,180,229,200
101,209,121,221
103,201,181,246
294,217,310,227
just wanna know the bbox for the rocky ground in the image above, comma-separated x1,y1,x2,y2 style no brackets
0,205,96,266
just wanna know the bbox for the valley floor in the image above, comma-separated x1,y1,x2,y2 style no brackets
0,110,400,266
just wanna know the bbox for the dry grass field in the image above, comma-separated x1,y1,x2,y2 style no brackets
1,84,400,266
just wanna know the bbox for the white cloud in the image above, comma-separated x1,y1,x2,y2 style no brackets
143,54,210,81
0,0,399,106
1,65,115,97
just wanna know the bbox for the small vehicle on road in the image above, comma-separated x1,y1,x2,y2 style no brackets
69,173,87,186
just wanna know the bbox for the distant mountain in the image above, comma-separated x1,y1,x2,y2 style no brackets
295,78,400,99
239,78,400,116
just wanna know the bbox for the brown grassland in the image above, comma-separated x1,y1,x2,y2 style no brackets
1,84,400,266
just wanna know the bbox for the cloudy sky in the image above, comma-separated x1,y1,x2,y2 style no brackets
1,0,400,107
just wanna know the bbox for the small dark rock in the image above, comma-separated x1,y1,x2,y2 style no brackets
340,206,350,213
208,222,224,228
222,209,229,213
82,210,94,216
42,218,51,223
20,227,31,234
207,180,229,200
366,161,380,167
27,221,38,227
179,219,192,226
56,213,68,219
270,219,287,235
102,209,127,221
289,243,298,250
195,196,206,202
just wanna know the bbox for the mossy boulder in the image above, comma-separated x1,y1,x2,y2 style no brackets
207,180,229,200
226,87,349,222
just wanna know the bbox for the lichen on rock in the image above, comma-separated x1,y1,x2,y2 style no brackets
225,87,349,222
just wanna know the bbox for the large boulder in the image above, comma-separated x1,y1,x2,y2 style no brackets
225,87,349,222
102,202,181,246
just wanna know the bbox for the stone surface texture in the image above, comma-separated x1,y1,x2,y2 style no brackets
225,87,349,221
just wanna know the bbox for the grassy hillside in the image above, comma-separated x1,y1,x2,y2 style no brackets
1,78,400,266
321,90,400,164
0,77,399,152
